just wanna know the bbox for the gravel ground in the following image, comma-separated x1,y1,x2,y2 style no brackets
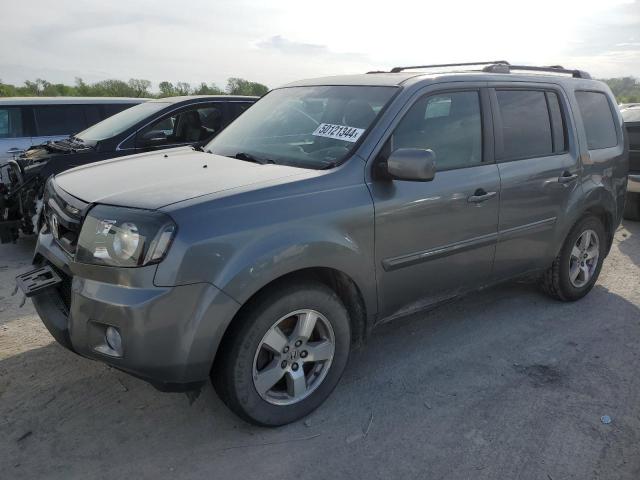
1,221,639,479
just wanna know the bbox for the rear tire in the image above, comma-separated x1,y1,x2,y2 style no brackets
213,280,351,426
541,216,606,301
623,192,640,221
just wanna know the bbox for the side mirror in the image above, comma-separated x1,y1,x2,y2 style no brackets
386,148,436,181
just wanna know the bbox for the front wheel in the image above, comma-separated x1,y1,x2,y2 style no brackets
213,281,351,426
541,216,606,301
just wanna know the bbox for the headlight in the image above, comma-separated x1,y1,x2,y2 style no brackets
76,205,177,267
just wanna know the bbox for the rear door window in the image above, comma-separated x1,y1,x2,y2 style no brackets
34,105,87,136
0,107,24,138
229,102,254,120
137,103,225,148
495,90,552,160
575,91,618,150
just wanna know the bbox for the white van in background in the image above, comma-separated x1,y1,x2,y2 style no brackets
0,97,147,162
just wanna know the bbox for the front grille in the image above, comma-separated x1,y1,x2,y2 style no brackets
44,180,88,255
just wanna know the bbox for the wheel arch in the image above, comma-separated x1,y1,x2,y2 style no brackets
212,266,369,370
559,186,617,256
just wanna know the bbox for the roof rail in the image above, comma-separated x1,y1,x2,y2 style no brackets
385,60,591,79
483,63,591,79
390,60,509,73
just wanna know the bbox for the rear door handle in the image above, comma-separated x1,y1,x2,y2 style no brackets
467,189,497,203
558,171,578,184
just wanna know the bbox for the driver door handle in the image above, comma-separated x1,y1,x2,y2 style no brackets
558,171,578,184
467,189,497,203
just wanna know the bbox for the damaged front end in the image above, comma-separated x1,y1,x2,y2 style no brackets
1,139,92,243
0,158,45,243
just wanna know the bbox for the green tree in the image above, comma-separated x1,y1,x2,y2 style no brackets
0,76,269,98
226,77,269,96
128,79,152,97
74,77,91,96
602,77,640,104
174,82,192,96
192,82,224,95
158,81,176,97
0,81,17,96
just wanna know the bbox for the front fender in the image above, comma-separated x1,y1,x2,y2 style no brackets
211,226,374,306
155,170,377,317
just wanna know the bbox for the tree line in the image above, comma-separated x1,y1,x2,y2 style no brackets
602,77,640,104
1,75,638,103
0,77,269,98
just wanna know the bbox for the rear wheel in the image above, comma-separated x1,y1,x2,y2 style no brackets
623,192,640,221
213,280,351,426
541,216,606,301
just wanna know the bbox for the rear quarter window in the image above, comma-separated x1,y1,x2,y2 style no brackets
34,105,87,136
575,91,618,150
0,107,24,138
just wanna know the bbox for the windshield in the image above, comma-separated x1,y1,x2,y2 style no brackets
205,86,397,169
76,102,169,142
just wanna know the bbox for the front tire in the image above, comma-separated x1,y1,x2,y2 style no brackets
213,280,351,426
541,216,606,301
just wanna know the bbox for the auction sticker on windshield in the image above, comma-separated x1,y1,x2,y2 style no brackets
312,123,365,143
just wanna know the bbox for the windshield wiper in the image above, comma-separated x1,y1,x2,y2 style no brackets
320,161,339,170
232,152,275,165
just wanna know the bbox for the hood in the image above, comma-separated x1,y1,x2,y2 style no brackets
18,138,92,166
54,147,317,209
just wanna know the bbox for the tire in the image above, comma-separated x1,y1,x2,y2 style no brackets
541,215,606,301
623,192,640,221
213,280,351,426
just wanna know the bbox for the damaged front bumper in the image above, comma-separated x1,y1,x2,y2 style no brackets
29,231,241,392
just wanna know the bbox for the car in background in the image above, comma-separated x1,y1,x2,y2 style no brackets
621,104,640,220
0,95,257,242
0,97,146,162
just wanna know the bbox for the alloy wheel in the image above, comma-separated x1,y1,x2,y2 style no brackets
569,229,600,288
252,309,335,406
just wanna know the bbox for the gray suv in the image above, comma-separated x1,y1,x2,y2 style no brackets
20,61,628,426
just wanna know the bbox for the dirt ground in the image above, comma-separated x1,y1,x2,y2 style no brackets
1,221,639,480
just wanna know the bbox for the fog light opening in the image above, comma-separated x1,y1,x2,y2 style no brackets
105,326,123,355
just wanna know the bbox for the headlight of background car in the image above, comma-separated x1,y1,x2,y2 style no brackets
76,205,176,267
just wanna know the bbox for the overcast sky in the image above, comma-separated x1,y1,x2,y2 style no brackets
1,0,639,90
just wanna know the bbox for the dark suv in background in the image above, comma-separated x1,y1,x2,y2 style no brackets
21,62,627,426
621,104,640,219
0,97,145,162
0,95,257,242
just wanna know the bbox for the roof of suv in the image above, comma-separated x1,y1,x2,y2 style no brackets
283,62,601,89
285,71,602,89
147,95,260,103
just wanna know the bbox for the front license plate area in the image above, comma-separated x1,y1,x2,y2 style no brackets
16,265,62,297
